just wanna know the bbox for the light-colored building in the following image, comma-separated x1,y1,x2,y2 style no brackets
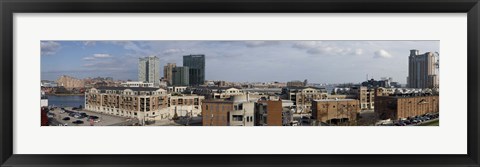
189,87,245,99
408,50,439,89
168,94,204,117
138,56,160,86
41,90,48,107
84,87,203,123
56,75,84,89
167,86,188,93
281,86,328,113
120,81,155,87
332,86,376,110
41,80,58,87
163,63,176,86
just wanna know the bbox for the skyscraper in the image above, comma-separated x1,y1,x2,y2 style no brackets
407,50,439,88
183,54,205,86
163,63,176,86
138,56,160,86
172,66,190,86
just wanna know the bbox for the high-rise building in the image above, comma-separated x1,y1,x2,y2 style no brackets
163,63,176,86
407,50,439,88
183,54,205,86
138,56,160,86
172,66,190,86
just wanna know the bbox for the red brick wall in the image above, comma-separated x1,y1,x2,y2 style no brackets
266,101,283,126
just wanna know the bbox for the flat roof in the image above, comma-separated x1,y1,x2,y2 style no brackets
96,86,161,92
314,99,357,102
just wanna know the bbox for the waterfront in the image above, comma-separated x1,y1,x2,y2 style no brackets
47,95,85,108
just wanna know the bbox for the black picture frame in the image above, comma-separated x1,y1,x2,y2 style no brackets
1,0,479,166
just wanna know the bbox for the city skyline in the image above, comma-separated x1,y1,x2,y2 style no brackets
41,40,439,84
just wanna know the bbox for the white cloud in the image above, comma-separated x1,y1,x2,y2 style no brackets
355,49,363,55
83,57,96,61
93,53,112,58
162,48,185,55
292,41,322,49
292,41,363,56
83,41,96,46
374,49,393,58
243,41,279,47
41,41,61,56
82,53,112,61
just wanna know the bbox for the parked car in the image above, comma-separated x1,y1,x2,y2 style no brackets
394,122,406,126
88,116,100,122
290,121,299,126
62,117,70,121
72,120,84,124
411,119,419,124
47,112,55,118
74,114,86,119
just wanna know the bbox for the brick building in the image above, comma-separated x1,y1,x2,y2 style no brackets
375,95,439,120
202,94,255,126
255,100,282,126
311,99,360,125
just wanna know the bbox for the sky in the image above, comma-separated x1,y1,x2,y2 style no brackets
41,41,439,84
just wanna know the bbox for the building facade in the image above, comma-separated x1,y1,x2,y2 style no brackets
183,54,205,86
375,94,439,120
408,50,439,88
332,86,376,110
120,81,154,87
84,87,203,123
311,99,360,125
189,87,245,99
167,86,188,93
172,66,190,86
202,94,255,126
286,80,306,87
255,100,294,126
163,63,176,86
168,95,204,117
138,56,160,86
281,87,328,113
56,75,84,89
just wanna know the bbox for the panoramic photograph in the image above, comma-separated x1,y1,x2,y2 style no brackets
40,41,440,126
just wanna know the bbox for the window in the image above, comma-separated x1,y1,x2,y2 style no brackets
206,105,208,110
232,115,243,121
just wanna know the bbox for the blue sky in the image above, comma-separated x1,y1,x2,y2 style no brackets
41,41,439,84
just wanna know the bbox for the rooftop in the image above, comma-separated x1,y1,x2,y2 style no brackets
95,86,162,92
314,99,357,102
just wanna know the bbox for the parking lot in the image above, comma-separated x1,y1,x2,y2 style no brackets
48,107,136,126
